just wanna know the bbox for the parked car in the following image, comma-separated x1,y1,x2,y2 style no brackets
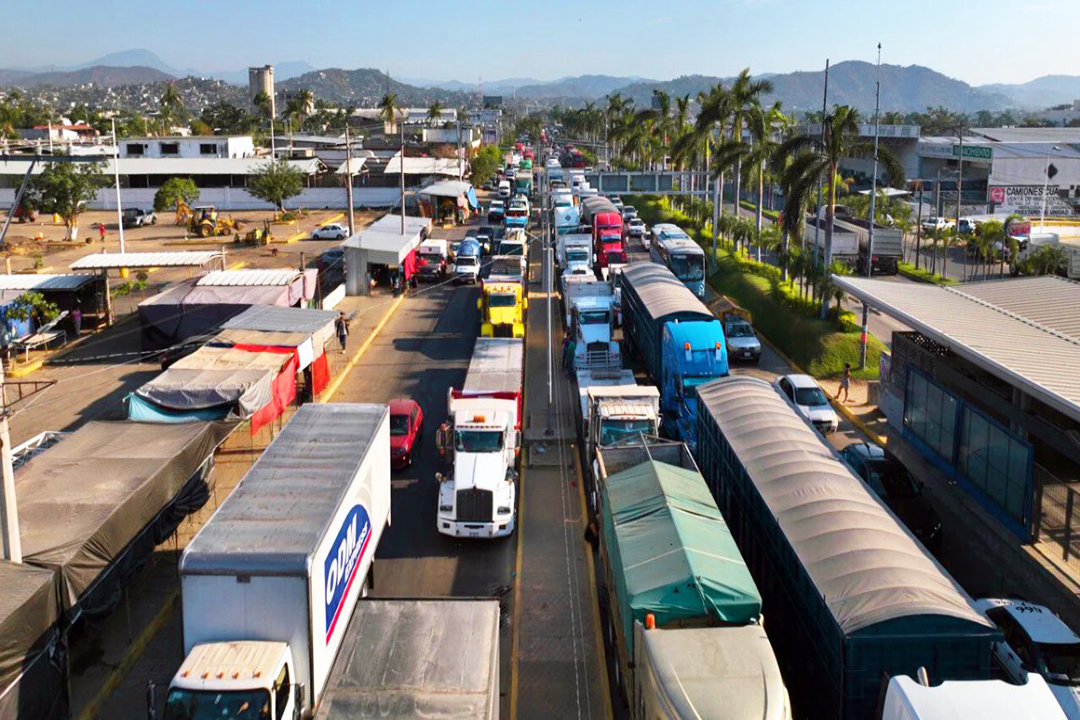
452,253,480,284
388,398,424,469
488,200,505,222
976,598,1080,719
498,181,511,199
922,217,955,232
311,223,348,240
774,373,838,434
723,316,761,363
626,217,646,238
121,207,156,228
622,205,639,222
840,442,942,551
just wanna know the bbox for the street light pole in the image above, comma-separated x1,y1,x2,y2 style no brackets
111,118,125,253
344,125,355,235
812,59,830,273
859,43,882,371
1040,146,1061,232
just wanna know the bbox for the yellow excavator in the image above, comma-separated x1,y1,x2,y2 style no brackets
186,205,244,238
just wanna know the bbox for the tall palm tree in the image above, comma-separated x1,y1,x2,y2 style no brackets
160,83,183,133
777,105,904,312
378,93,399,129
744,101,786,260
682,83,734,259
427,101,444,127
727,69,774,234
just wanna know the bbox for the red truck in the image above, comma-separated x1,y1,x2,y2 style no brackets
580,197,627,279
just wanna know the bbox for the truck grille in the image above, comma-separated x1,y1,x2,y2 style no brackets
456,489,493,522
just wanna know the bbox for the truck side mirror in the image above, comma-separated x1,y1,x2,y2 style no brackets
435,425,448,454
146,681,157,720
476,298,482,310
292,683,305,720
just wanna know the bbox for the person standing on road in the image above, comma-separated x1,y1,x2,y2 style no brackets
98,223,106,242
71,306,82,336
335,311,349,354
836,363,851,403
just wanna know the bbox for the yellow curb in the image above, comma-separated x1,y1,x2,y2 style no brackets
228,260,246,270
572,445,614,720
833,399,888,447
319,294,406,402
318,213,345,227
76,589,180,720
273,231,305,245
7,358,43,377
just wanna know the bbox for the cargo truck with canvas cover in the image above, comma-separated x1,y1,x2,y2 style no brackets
597,459,788,718
695,376,998,720
436,338,522,539
162,404,392,720
315,599,500,719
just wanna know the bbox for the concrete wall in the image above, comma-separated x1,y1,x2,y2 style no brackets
0,187,402,211
120,137,254,159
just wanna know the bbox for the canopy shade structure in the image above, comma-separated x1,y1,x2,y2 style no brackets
71,251,222,270
0,274,97,291
0,561,65,720
16,420,232,617
383,156,464,176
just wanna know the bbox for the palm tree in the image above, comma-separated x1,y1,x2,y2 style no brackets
378,93,399,130
1032,244,1066,276
744,101,786,260
681,83,734,259
253,91,273,121
727,69,774,235
426,101,444,127
160,83,183,133
776,105,905,314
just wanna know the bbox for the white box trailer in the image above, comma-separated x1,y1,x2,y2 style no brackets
315,599,500,719
165,404,391,720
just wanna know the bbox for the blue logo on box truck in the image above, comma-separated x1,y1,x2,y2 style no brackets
323,504,371,642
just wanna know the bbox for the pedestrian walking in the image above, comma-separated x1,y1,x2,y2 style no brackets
335,311,349,354
836,363,851,403
98,223,106,242
71,306,82,336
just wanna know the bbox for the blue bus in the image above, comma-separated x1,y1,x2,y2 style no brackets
649,223,706,297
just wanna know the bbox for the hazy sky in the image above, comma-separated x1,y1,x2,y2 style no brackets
4,0,1078,86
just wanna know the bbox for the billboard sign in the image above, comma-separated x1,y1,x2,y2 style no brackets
988,185,1077,215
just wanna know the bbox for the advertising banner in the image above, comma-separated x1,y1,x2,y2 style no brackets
988,185,1077,215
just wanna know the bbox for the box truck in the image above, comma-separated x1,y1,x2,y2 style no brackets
155,404,392,720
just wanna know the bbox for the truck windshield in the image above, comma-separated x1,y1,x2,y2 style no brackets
490,262,521,277
163,688,271,720
671,255,705,281
567,250,589,263
599,420,654,446
1037,642,1080,684
503,245,525,256
455,429,504,452
579,310,610,325
488,293,516,307
606,251,627,264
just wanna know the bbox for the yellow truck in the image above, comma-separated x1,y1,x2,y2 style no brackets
479,280,527,338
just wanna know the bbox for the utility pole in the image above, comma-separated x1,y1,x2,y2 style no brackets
812,59,830,273
111,118,125,253
344,126,355,235
0,369,20,563
1040,146,1061,231
860,43,882,371
915,181,924,270
400,116,406,235
457,118,463,182
955,126,964,223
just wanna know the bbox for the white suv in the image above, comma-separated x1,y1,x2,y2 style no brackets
774,374,838,434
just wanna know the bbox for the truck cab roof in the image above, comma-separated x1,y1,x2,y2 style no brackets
172,641,286,692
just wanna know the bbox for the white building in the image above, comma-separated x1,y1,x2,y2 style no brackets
119,136,256,159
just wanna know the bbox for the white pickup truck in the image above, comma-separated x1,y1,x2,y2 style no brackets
436,338,522,539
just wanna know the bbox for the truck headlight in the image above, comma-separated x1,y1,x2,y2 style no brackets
439,504,453,513
498,506,512,515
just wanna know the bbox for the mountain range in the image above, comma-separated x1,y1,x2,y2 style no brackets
0,48,1078,114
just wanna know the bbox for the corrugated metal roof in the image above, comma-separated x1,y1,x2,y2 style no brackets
954,276,1080,341
341,214,431,250
182,404,387,575
70,251,222,269
197,269,300,287
221,305,339,335
419,180,472,198
0,273,97,291
620,262,712,323
383,156,464,176
972,127,1080,144
696,375,992,635
836,276,1080,422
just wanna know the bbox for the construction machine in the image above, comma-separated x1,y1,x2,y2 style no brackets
187,206,244,238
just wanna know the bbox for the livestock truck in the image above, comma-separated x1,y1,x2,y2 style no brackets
619,262,727,451
315,599,500,719
595,450,790,719
579,196,627,279
436,337,522,539
156,403,392,720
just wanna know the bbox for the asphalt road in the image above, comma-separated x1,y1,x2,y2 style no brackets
325,241,516,716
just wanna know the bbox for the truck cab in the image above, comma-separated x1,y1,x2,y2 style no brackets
437,402,518,539
505,200,529,229
479,281,526,338
417,239,449,281
160,641,301,720
569,295,620,370
659,320,729,451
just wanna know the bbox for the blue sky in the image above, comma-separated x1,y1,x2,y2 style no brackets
3,0,1078,85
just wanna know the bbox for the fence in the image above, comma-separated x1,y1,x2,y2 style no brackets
0,186,403,211
1033,464,1080,575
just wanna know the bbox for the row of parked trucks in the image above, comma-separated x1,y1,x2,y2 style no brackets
155,404,500,719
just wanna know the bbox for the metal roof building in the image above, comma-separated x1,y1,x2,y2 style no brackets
197,269,303,287
836,275,1080,546
0,274,97,291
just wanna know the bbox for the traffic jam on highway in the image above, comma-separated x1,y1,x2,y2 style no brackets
16,142,1077,720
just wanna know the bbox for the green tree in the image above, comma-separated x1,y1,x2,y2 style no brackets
159,83,184,132
248,159,304,211
154,177,200,211
201,101,257,135
470,144,502,187
727,69,774,243
253,91,273,121
378,93,399,128
427,101,444,127
4,291,59,326
28,160,107,240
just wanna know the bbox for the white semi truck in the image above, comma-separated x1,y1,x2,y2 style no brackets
155,404,392,720
436,337,522,539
